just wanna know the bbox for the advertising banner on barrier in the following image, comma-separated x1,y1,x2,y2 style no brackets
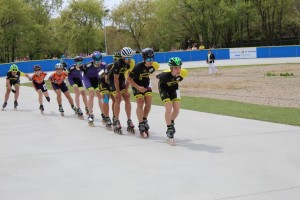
230,47,257,59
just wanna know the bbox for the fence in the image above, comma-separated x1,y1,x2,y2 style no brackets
0,45,299,76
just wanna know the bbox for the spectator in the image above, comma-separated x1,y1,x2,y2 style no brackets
206,50,217,75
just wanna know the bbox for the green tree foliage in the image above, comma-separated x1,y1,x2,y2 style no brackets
60,0,105,55
0,0,299,63
0,0,31,62
111,0,156,51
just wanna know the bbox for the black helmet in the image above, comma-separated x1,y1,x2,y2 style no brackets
113,52,122,58
142,48,154,59
74,56,83,63
60,61,67,69
92,51,102,61
33,64,41,71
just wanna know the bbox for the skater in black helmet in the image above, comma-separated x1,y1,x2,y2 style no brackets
30,65,50,113
98,52,120,130
127,48,160,138
156,57,188,145
66,56,88,119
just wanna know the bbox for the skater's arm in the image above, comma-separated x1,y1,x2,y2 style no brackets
127,76,146,93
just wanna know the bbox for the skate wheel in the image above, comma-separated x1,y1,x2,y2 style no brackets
143,132,148,139
114,128,122,135
167,138,175,146
78,116,84,120
88,122,95,127
127,127,135,134
106,125,112,131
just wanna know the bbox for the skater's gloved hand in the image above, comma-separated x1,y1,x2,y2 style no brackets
28,77,33,81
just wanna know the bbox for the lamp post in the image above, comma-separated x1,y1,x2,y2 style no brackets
294,6,300,45
104,9,110,55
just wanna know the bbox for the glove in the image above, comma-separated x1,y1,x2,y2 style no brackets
29,77,33,81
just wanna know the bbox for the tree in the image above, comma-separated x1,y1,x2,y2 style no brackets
111,0,156,51
59,0,105,55
0,0,32,62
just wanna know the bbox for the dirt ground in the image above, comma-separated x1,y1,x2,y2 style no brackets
151,64,300,108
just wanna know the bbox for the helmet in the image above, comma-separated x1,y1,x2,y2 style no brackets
121,47,133,57
10,64,19,72
168,57,182,67
60,61,67,69
33,65,41,71
55,63,64,69
74,56,83,63
92,51,102,61
113,52,122,58
142,48,154,59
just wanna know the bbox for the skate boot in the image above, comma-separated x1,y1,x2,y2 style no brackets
171,120,176,133
112,116,116,124
85,107,89,115
39,104,44,114
143,118,150,131
127,119,135,134
77,108,84,119
2,102,7,110
138,122,148,138
14,100,18,110
105,117,112,130
101,113,106,125
59,105,64,116
113,119,122,134
88,114,95,127
45,96,50,102
166,126,175,146
71,105,77,114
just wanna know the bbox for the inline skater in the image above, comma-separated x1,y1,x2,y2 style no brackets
66,56,88,119
30,65,50,113
48,63,77,116
127,48,160,138
156,57,188,145
2,64,31,110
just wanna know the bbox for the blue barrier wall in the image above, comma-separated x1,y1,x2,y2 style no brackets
1,45,299,76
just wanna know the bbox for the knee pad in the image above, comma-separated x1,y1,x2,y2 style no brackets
103,94,109,103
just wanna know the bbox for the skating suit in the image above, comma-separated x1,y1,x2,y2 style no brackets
6,71,26,86
31,72,48,92
128,61,156,98
82,61,106,90
108,58,131,94
49,71,69,93
99,63,113,95
156,72,184,103
67,64,84,88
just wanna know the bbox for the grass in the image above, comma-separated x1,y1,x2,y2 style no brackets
22,80,300,126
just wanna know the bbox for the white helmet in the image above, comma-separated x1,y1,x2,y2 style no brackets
121,47,133,57
55,63,64,69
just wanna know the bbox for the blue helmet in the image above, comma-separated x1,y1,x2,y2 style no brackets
92,51,102,62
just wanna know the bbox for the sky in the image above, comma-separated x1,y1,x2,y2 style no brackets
104,0,123,10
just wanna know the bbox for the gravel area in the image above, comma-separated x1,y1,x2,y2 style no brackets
151,64,300,108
